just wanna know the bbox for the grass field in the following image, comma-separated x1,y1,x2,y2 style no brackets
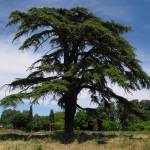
0,130,149,150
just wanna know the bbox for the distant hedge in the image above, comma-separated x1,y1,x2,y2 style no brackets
128,121,150,131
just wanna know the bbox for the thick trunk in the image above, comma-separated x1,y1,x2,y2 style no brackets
64,93,77,134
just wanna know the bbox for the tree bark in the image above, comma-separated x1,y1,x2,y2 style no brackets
64,93,77,134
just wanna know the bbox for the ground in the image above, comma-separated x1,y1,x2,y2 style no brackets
0,130,149,150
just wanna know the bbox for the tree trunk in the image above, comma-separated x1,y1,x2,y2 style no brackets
64,93,77,134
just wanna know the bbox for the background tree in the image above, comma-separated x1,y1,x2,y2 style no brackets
10,111,28,130
74,111,89,130
0,109,19,128
26,105,33,131
139,100,150,120
49,109,55,131
1,7,150,134
54,112,64,130
96,102,117,120
30,114,50,131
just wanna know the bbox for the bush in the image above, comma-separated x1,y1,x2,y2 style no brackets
31,115,50,131
54,112,64,130
10,112,28,130
102,119,122,131
54,120,64,130
128,121,150,131
0,109,20,128
74,111,88,130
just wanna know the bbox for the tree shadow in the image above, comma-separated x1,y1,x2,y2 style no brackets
50,131,118,144
76,132,117,144
0,131,118,144
50,131,76,144
0,133,29,141
0,133,50,141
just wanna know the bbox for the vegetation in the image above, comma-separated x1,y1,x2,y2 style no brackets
1,7,150,134
49,109,55,131
0,130,149,150
0,100,150,132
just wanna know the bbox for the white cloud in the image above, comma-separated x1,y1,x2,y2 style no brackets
0,36,40,74
77,90,98,108
76,84,150,109
0,35,41,100
111,85,150,101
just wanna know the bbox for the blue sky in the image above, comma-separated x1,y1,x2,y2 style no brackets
1,0,150,116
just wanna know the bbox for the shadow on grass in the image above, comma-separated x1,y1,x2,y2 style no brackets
0,131,117,144
51,131,76,144
0,133,29,141
77,132,117,144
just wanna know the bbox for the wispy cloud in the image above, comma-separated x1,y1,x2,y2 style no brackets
111,84,150,100
0,35,40,73
0,35,41,99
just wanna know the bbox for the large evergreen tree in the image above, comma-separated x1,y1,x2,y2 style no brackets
1,7,150,134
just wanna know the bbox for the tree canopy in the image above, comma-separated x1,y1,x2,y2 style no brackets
1,7,150,134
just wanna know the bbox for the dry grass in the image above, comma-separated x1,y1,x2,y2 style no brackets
0,130,149,150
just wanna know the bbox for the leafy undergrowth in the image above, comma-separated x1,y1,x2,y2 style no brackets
0,130,149,150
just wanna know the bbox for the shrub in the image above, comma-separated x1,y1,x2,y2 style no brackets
31,115,50,131
54,112,64,130
74,111,88,130
128,121,150,131
102,119,122,131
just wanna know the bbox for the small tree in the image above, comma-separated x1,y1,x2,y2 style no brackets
1,7,150,134
10,111,28,130
54,112,64,130
31,115,50,131
0,109,20,128
28,105,33,122
49,109,55,131
75,111,89,130
26,105,33,131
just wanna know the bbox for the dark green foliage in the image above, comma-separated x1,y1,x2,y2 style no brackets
96,102,118,120
75,102,120,131
0,109,19,127
0,109,31,129
75,111,100,131
1,7,150,134
26,105,33,131
49,109,55,131
0,108,50,131
31,115,50,131
117,100,150,130
75,100,150,131
74,111,89,130
10,112,28,129
140,100,150,111
0,98,150,131
28,105,33,121
139,100,150,120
